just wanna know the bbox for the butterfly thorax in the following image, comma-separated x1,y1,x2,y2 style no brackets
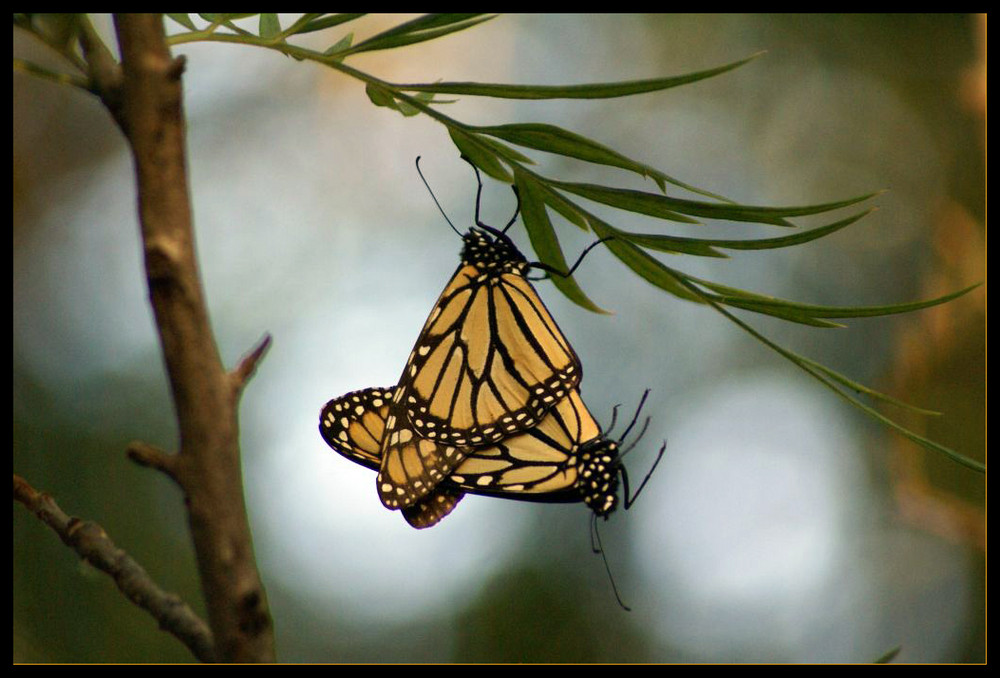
576,439,622,516
462,227,529,277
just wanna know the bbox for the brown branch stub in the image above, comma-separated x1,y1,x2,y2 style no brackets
231,334,273,394
13,474,217,663
127,441,180,482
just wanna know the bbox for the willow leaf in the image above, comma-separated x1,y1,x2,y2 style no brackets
477,123,669,191
705,210,874,250
323,33,353,58
696,278,981,320
297,13,366,34
612,230,725,257
682,281,986,473
677,275,984,472
397,53,763,99
798,355,941,415
531,179,590,231
197,15,255,37
716,299,846,328
556,181,879,226
515,170,607,313
469,134,536,165
362,13,485,40
365,82,400,111
345,14,495,55
587,218,702,302
166,14,196,31
259,14,281,40
448,128,511,182
617,210,871,256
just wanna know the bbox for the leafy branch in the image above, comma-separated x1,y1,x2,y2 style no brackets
15,13,982,474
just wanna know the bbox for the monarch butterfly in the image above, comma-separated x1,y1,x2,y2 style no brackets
320,385,664,528
375,157,596,510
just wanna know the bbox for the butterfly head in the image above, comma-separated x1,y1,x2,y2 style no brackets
576,439,623,517
462,226,529,274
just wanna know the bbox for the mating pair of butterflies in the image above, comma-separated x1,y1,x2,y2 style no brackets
319,159,663,529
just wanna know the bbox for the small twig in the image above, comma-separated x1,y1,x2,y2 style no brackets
13,474,217,663
127,441,180,483
231,333,273,394
75,14,124,124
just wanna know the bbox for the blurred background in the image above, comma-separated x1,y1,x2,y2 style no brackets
13,14,985,663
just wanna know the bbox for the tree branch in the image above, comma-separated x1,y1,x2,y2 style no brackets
13,474,217,663
108,13,275,662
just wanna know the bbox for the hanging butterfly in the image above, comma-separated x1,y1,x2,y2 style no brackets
375,156,605,510
320,385,664,528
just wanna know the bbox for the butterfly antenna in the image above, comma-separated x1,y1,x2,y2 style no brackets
618,389,651,445
415,156,462,237
605,403,622,436
621,440,666,511
503,185,522,233
458,154,521,234
618,417,651,459
458,154,490,230
592,515,631,611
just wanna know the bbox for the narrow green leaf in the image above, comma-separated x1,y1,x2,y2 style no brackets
259,14,281,40
397,53,764,99
675,276,985,473
609,211,872,257
394,91,441,116
671,267,847,327
587,218,703,302
706,210,874,250
197,14,255,36
478,123,669,191
448,129,512,183
534,181,596,231
480,122,738,202
199,13,257,23
366,13,485,40
299,13,367,34
323,32,354,58
798,356,941,415
612,230,725,257
716,299,846,328
697,278,981,321
166,14,197,31
346,14,495,55
365,82,400,111
469,134,535,166
515,170,608,314
556,181,878,225
282,14,325,35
